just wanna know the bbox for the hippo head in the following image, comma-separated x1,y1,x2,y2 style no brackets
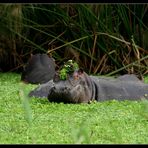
48,69,93,103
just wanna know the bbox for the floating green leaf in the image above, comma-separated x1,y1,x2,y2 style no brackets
59,60,79,80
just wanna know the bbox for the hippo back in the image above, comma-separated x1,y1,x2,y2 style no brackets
90,74,148,101
21,54,55,84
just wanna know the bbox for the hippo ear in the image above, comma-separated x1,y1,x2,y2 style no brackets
78,68,84,74
30,53,34,58
28,53,34,63
53,71,60,82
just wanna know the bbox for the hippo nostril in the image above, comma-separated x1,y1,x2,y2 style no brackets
64,86,70,91
52,86,56,91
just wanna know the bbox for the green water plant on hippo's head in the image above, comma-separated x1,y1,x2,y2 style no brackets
59,60,79,80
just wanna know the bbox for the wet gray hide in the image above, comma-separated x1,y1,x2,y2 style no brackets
28,72,148,103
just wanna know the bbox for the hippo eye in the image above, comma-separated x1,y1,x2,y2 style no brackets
73,75,79,80
73,72,80,80
66,74,80,86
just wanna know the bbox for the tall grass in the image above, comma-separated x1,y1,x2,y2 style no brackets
0,4,147,76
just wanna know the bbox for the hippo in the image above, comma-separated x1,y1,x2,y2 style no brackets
28,69,148,103
21,53,56,84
